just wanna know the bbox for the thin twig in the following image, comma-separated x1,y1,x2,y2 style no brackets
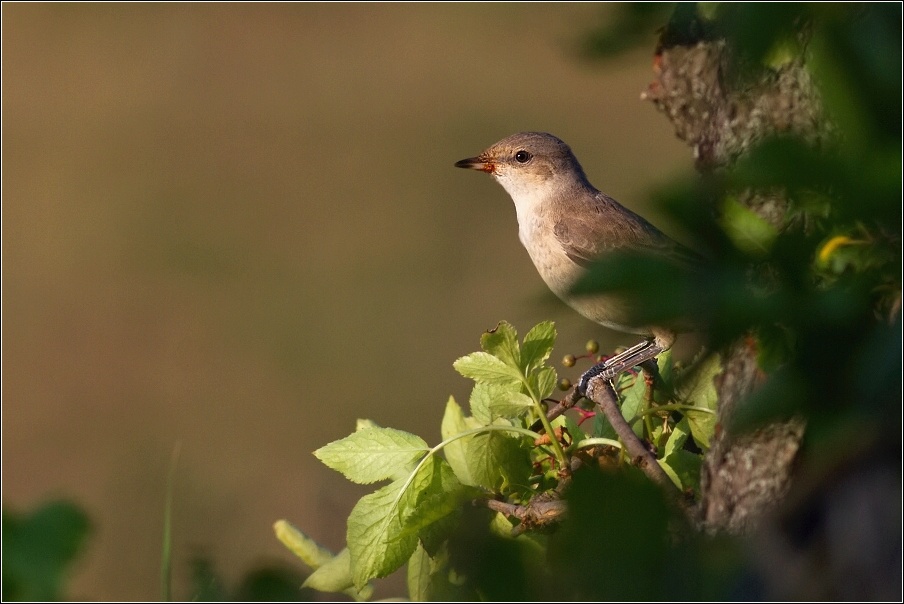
584,375,678,492
480,495,568,535
530,388,583,433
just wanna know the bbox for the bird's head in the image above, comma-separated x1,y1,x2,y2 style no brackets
455,132,591,204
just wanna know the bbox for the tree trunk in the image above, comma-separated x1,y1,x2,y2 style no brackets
643,36,900,601
642,40,822,533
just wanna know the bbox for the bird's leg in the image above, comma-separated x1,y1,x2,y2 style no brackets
577,338,664,395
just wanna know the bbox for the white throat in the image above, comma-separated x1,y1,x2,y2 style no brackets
492,172,557,227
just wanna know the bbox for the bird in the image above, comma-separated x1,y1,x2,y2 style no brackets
454,131,696,391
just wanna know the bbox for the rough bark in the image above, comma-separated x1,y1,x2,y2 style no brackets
642,35,901,601
642,41,823,534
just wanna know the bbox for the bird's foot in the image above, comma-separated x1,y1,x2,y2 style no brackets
577,338,665,396
577,360,620,395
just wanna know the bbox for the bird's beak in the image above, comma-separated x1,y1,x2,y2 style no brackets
454,155,496,174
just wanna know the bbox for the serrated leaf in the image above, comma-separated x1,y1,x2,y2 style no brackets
520,321,556,373
528,366,558,401
470,382,519,425
347,457,439,588
678,353,721,450
453,352,522,385
465,430,531,492
480,321,520,369
441,397,479,486
400,490,467,544
486,391,534,420
314,427,429,484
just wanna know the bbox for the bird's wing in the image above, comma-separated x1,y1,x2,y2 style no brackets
553,193,700,268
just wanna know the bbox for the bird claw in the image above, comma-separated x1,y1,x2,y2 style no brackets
577,360,619,395
577,338,665,395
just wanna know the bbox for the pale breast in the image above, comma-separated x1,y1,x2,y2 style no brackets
517,211,585,300
516,207,651,336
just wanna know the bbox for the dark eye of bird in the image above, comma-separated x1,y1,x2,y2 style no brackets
514,150,532,163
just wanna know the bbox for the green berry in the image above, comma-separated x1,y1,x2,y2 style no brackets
586,340,600,354
562,354,576,367
558,378,572,391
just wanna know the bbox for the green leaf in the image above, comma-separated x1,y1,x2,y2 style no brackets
355,418,381,432
654,349,675,402
454,352,523,385
561,413,587,453
660,418,703,494
591,408,618,440
399,461,470,540
314,427,429,484
465,430,532,493
721,196,779,257
442,398,530,492
657,458,682,490
618,373,648,438
273,520,333,568
661,450,703,495
347,457,439,588
274,521,373,600
303,549,374,601
663,417,691,458
470,382,518,425
677,353,722,450
408,542,477,601
417,507,462,557
480,321,520,369
520,321,556,373
486,391,534,420
2,500,91,602
441,397,479,486
528,366,557,401
407,542,432,602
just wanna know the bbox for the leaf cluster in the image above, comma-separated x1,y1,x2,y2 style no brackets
278,321,725,599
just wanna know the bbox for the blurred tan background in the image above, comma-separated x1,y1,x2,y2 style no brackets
2,3,691,599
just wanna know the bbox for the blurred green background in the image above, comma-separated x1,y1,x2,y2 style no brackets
2,4,692,599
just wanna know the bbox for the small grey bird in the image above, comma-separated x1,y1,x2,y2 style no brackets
455,131,695,388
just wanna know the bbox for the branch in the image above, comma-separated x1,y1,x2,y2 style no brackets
583,376,677,493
